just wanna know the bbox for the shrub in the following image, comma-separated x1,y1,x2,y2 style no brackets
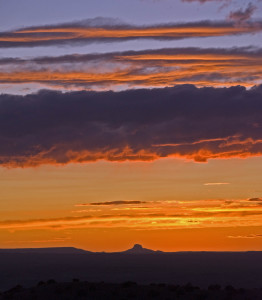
148,289,160,297
121,281,137,288
208,284,221,291
47,279,56,284
37,281,45,286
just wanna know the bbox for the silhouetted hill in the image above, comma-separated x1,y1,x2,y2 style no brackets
1,246,262,291
0,244,160,255
0,247,88,254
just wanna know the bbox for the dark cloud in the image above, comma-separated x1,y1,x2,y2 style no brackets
228,3,257,24
1,85,262,167
78,201,146,206
248,198,262,202
1,18,262,48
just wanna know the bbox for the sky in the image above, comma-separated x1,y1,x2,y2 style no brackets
1,0,262,251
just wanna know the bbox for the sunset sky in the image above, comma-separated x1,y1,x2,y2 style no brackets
1,0,262,252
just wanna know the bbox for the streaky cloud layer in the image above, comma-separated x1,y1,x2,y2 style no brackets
1,47,262,89
1,85,262,167
1,198,262,230
0,18,262,48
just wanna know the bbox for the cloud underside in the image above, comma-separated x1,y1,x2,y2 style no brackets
1,47,262,89
77,201,146,206
1,85,262,167
0,19,261,47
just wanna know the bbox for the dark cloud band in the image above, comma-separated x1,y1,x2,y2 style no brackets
77,201,146,206
1,85,262,167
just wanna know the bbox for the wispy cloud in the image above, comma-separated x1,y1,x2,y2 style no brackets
1,47,262,90
182,0,232,10
228,2,257,24
0,18,262,48
1,198,262,230
228,234,262,239
204,183,230,186
182,0,230,2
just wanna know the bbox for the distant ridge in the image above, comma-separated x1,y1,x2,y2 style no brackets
0,245,261,255
0,244,162,255
0,247,88,254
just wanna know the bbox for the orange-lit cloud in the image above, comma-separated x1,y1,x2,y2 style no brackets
0,47,262,90
1,19,262,48
1,198,262,231
228,234,262,239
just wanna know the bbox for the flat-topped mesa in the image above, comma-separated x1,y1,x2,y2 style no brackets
124,244,162,254
133,244,143,250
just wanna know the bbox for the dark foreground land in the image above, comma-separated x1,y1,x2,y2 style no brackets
1,246,262,293
1,280,262,300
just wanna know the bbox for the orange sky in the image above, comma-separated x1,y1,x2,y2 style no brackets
1,1,262,253
1,157,262,251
